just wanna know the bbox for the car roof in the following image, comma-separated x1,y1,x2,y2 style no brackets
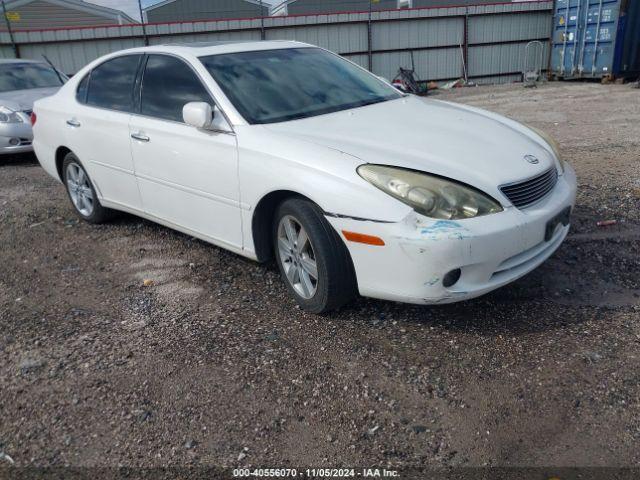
119,40,313,58
0,58,46,65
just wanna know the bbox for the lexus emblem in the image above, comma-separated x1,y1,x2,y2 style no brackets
524,154,539,164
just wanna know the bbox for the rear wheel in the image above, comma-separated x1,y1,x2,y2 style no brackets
273,198,357,314
62,152,114,224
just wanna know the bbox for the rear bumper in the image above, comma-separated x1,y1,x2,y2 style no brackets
326,164,577,305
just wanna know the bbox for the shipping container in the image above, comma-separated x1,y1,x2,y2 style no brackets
551,0,640,79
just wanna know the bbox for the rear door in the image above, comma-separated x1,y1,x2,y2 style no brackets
68,54,143,210
129,54,242,249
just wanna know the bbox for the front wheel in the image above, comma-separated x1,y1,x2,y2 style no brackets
62,152,114,224
273,198,357,314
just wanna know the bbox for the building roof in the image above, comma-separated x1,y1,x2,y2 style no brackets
144,0,268,13
271,0,405,16
2,0,138,25
270,1,287,15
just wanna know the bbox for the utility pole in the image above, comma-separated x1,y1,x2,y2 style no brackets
367,0,372,71
259,0,265,40
137,0,149,46
1,0,19,58
462,7,469,82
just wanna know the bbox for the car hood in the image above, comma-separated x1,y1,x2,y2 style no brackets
0,86,60,111
265,95,558,200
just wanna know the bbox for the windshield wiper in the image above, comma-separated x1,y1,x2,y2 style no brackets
352,96,391,109
260,96,396,124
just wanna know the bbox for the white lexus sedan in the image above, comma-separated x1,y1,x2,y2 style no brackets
33,41,577,313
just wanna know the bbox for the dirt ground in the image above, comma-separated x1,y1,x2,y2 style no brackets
1,82,639,475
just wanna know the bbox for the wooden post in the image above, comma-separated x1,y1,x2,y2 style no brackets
1,0,20,58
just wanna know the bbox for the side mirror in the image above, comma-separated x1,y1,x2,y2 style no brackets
183,102,213,129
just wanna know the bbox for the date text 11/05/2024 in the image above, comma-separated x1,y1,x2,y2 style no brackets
233,468,400,477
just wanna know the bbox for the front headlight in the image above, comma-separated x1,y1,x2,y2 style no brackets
527,125,565,174
0,106,24,124
357,165,503,220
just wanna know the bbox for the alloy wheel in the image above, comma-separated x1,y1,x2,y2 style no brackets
66,162,94,217
277,215,318,299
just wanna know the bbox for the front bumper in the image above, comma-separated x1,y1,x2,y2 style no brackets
0,142,34,155
326,165,577,305
1,121,34,155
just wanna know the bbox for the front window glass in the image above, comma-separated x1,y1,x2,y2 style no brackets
140,55,212,123
199,48,401,124
0,63,64,93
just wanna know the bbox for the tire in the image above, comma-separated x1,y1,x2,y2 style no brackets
273,198,357,314
62,152,115,224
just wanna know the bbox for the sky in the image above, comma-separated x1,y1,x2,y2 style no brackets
87,0,278,21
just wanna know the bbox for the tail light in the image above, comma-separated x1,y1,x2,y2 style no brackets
30,112,37,126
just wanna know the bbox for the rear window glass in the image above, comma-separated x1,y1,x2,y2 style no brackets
0,63,63,93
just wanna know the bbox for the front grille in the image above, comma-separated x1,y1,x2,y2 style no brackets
500,167,558,209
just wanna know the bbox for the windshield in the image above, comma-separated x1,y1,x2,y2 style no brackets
0,63,64,93
200,48,402,124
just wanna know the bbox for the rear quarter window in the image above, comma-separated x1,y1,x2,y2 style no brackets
76,73,89,104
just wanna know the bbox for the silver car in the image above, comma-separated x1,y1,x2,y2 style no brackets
1,59,66,155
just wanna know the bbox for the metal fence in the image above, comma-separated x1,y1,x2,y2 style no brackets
0,1,553,84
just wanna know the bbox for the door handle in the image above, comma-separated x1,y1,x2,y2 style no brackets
66,119,81,127
131,132,150,142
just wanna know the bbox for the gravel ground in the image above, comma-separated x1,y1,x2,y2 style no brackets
0,82,639,474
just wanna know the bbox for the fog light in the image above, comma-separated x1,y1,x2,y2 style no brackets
9,137,20,146
442,268,461,288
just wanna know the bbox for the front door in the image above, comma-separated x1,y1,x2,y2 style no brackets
129,54,242,249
